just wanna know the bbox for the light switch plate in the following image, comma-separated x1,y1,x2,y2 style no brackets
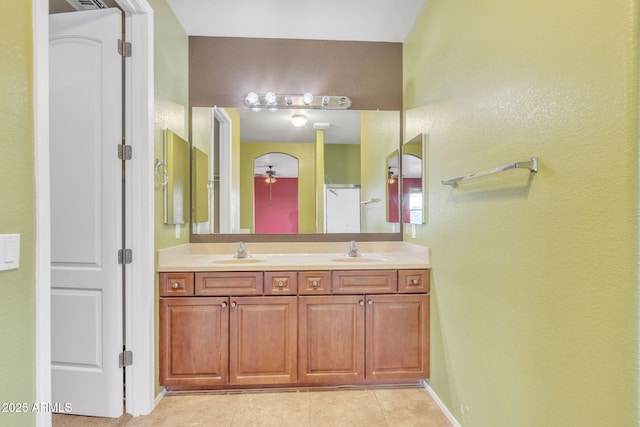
0,234,20,271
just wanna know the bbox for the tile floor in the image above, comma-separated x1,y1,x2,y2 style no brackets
53,387,453,427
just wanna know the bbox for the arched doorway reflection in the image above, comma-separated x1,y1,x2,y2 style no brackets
253,153,299,234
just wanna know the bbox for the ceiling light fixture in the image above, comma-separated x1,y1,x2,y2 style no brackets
290,114,307,127
244,92,352,111
265,166,277,184
388,167,397,184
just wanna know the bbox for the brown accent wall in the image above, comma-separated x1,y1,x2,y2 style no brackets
189,37,402,111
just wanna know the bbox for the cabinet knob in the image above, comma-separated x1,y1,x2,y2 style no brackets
221,301,227,308
171,282,179,289
359,300,364,306
230,301,237,308
277,281,284,288
367,300,373,306
311,280,319,287
411,279,419,285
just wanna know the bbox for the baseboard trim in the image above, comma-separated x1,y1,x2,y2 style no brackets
423,382,462,427
154,388,166,408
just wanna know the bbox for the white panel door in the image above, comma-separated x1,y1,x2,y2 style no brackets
325,186,361,233
50,9,124,418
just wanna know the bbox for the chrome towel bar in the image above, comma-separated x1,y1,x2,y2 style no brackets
441,157,538,188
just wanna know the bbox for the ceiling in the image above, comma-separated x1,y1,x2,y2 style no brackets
166,0,427,42
51,0,426,42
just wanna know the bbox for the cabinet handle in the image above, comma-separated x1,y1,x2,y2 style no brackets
367,300,373,306
171,282,179,289
221,301,227,308
277,281,284,288
411,279,419,286
359,300,364,306
230,301,237,308
311,280,319,288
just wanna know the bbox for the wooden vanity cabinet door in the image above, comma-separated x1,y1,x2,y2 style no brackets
298,296,365,383
229,296,297,385
159,272,194,296
365,294,429,380
332,270,397,294
160,297,229,389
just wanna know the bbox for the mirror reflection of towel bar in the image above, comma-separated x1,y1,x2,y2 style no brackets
361,198,381,204
155,159,168,187
441,157,538,188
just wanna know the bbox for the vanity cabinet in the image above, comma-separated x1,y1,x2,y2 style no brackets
298,289,429,384
160,295,297,389
159,268,430,390
229,296,297,385
298,295,365,383
365,294,429,380
159,296,229,388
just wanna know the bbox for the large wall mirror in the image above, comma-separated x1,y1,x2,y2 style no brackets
190,106,402,242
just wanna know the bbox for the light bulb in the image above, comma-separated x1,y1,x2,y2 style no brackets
303,92,313,105
265,92,277,105
290,114,307,127
245,92,259,107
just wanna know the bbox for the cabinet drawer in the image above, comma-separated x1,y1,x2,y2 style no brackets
298,271,332,295
332,270,397,294
398,269,430,293
159,272,194,297
195,272,264,296
264,272,297,295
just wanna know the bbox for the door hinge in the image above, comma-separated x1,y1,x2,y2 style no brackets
119,350,133,368
118,39,132,58
118,249,132,265
118,144,132,160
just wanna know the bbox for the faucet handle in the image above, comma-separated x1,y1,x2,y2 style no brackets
235,241,249,258
347,240,360,257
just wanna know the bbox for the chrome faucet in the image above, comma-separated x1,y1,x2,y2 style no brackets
234,241,250,259
347,240,360,257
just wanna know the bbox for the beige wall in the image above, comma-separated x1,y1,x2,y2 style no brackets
404,1,638,426
0,3,36,426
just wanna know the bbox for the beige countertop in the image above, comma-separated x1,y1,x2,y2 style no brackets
157,241,430,272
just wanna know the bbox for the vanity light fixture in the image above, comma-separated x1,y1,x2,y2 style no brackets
290,114,308,127
244,92,352,111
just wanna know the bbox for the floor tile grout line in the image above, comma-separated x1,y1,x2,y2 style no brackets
372,388,391,427
306,389,311,427
228,393,240,427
